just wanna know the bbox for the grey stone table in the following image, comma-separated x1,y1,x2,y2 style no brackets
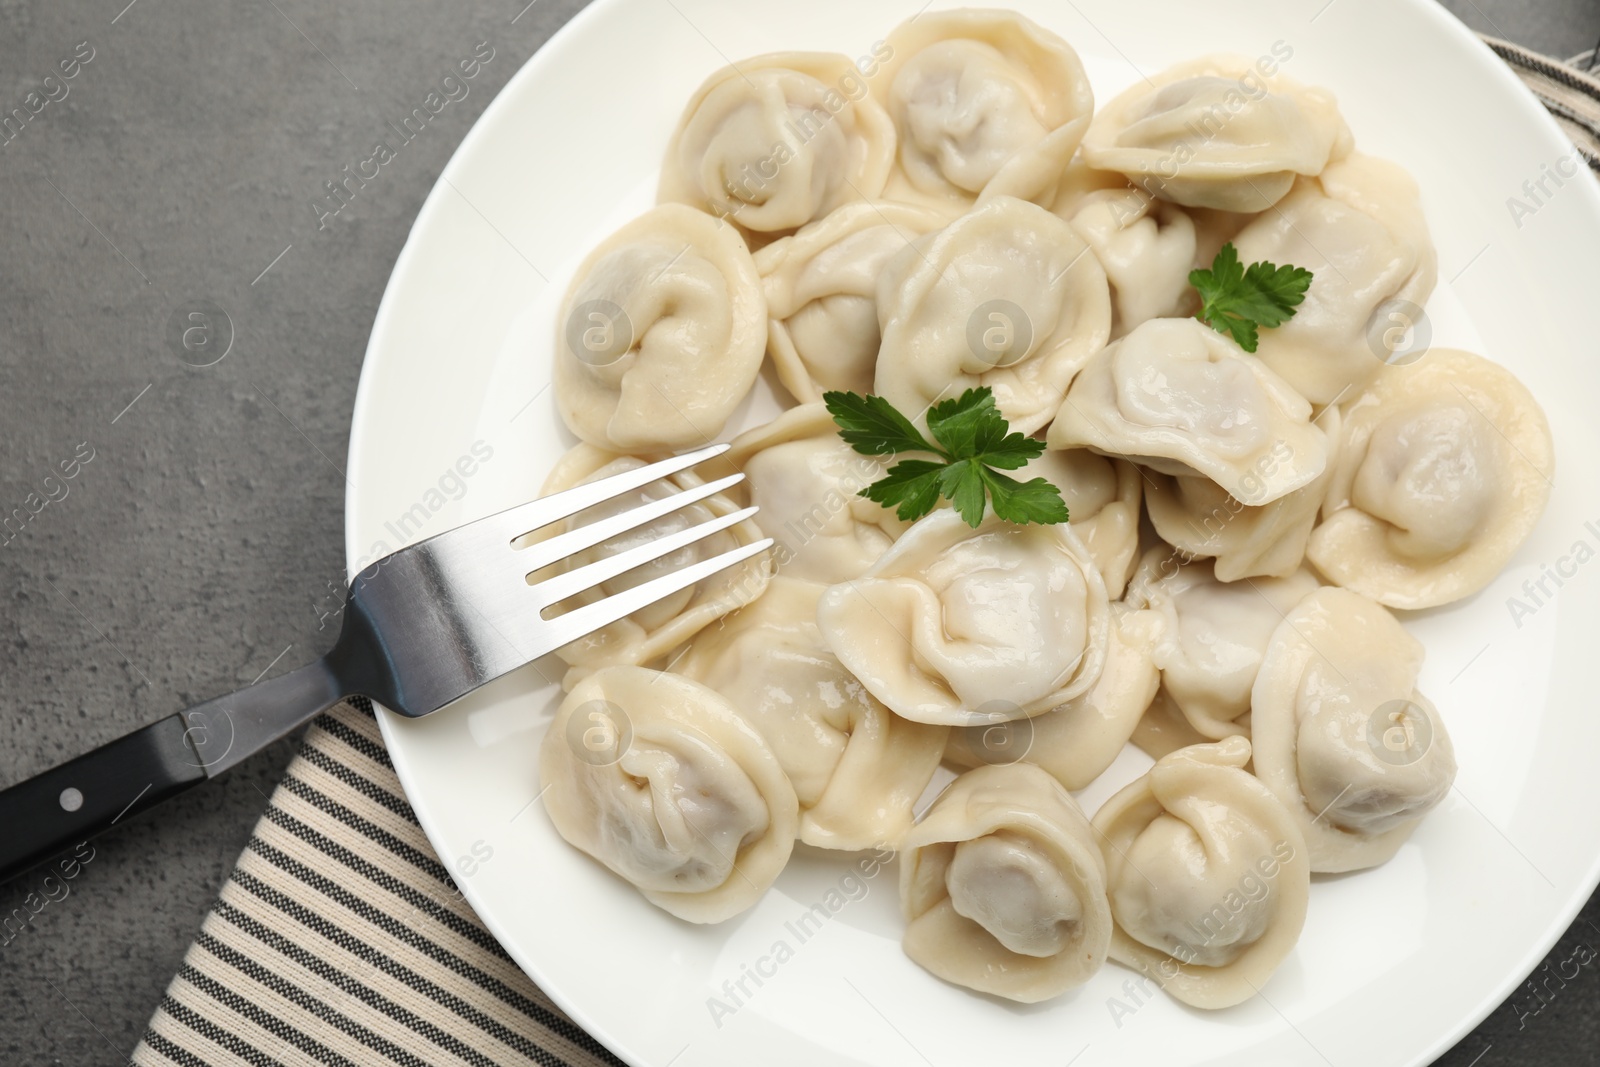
0,1,1594,1064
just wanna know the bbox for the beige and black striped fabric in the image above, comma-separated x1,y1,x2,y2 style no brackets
131,699,619,1067
130,38,1599,1067
1487,35,1600,171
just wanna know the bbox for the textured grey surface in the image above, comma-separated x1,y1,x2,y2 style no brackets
1441,0,1597,61
0,1,1594,1065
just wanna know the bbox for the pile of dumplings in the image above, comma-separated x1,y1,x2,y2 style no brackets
535,8,1555,1010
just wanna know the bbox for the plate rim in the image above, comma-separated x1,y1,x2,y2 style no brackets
346,1,663,1056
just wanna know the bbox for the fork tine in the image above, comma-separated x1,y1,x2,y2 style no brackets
516,472,746,574
529,506,760,608
476,442,731,544
538,537,773,647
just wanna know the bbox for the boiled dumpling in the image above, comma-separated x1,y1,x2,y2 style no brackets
900,764,1112,1002
874,9,1094,209
818,509,1111,726
554,206,765,451
1063,186,1198,337
658,53,895,234
1047,317,1329,504
1128,687,1211,761
675,576,948,851
1145,471,1327,581
1082,54,1350,212
1251,587,1458,872
1188,203,1256,273
1308,349,1554,609
1232,154,1437,405
876,195,1111,434
945,603,1162,789
539,666,798,923
1024,447,1142,598
756,201,950,402
1143,407,1340,581
1129,548,1320,739
710,403,906,584
1049,160,1249,269
1092,737,1311,1009
532,445,769,678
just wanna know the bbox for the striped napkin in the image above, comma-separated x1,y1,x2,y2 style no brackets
1485,36,1600,170
130,37,1600,1067
131,699,618,1067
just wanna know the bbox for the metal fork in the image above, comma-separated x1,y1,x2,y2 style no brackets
0,442,768,884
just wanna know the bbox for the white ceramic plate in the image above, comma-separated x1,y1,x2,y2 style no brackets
345,2,1600,1064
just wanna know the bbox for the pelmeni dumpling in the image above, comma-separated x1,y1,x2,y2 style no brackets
818,509,1111,726
1064,187,1198,337
659,53,895,235
1251,587,1458,872
876,195,1111,433
1308,349,1554,609
874,9,1094,210
1189,204,1256,273
1024,447,1142,598
539,667,798,923
554,206,765,452
1232,154,1437,405
1050,160,1248,264
711,403,906,584
1129,548,1319,740
946,604,1162,789
1129,688,1211,761
675,577,948,851
1050,155,1141,202
756,201,950,402
533,445,769,676
1047,317,1329,504
1143,408,1340,581
1092,738,1311,1009
1082,54,1350,212
900,764,1112,1002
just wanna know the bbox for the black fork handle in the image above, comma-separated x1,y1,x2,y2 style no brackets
0,659,346,885
0,715,204,884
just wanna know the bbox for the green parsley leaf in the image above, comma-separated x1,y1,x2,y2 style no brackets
822,391,937,457
982,469,1072,526
1190,242,1314,353
937,460,990,527
925,387,1045,470
861,459,946,521
827,386,1068,528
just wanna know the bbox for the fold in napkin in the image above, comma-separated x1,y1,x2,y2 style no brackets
131,37,1600,1067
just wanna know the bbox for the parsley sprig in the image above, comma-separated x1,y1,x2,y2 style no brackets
1190,243,1313,353
824,387,1070,528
